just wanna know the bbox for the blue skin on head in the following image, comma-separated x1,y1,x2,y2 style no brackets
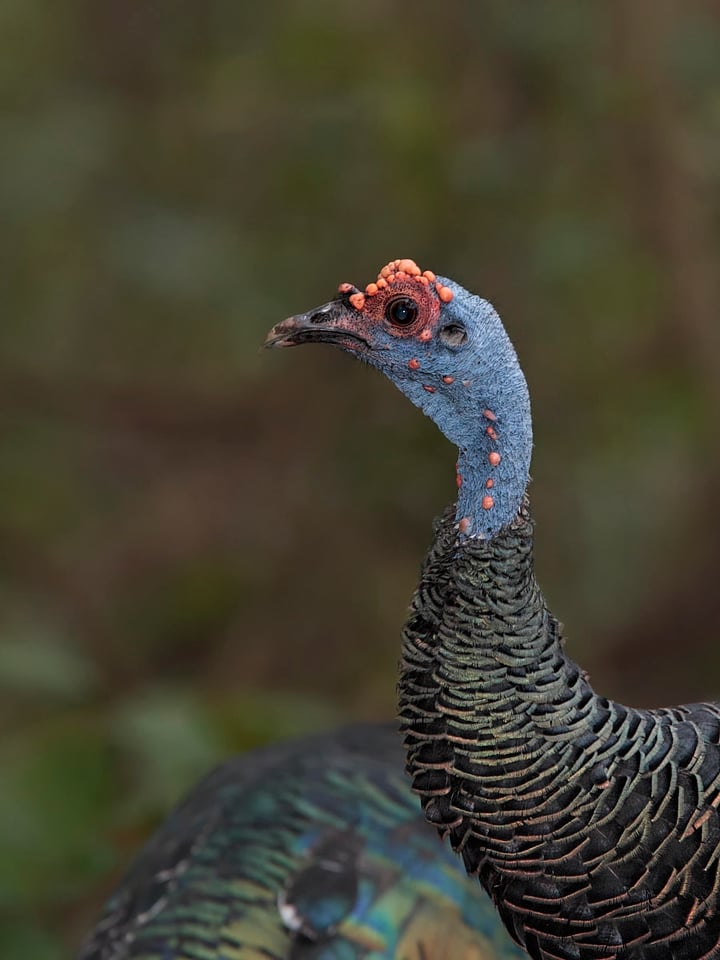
267,268,533,540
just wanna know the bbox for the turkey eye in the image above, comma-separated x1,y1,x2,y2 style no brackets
385,297,419,327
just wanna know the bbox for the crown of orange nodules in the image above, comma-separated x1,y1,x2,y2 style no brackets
338,259,454,312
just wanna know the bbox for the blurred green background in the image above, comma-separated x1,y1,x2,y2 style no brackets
2,1,720,955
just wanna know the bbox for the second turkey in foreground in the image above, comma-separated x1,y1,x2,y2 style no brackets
267,258,720,960
78,724,522,959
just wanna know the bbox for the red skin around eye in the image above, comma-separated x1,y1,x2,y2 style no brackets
337,258,453,341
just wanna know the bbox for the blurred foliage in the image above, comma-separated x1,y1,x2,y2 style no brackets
1,0,720,955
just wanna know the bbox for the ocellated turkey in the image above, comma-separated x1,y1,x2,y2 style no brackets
267,258,720,960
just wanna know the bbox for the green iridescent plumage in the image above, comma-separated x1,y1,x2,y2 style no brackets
78,725,525,959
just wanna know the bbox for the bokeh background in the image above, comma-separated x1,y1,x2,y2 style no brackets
2,1,720,955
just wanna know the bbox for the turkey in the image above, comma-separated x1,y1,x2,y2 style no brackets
78,724,525,959
266,258,720,960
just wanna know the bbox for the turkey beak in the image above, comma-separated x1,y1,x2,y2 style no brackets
265,300,370,351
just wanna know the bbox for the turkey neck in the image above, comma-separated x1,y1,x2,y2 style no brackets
427,283,533,542
400,501,591,820
398,505,593,956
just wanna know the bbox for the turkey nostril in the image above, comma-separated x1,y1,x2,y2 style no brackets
309,306,334,324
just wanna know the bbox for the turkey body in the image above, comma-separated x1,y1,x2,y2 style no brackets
78,724,526,960
402,505,720,960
